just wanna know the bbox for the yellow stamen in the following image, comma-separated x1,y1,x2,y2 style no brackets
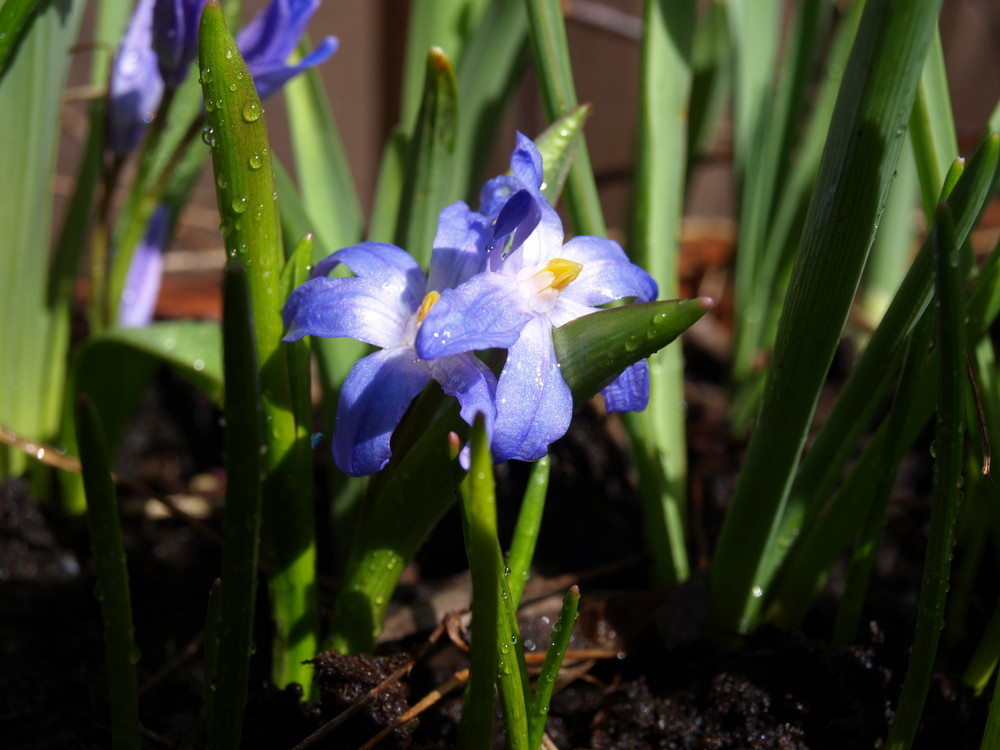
417,290,440,323
541,258,582,291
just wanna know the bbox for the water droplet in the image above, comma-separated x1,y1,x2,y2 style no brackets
248,153,262,170
224,48,233,60
201,127,216,146
752,585,764,598
228,82,238,92
216,174,228,190
219,219,232,237
201,67,213,83
231,196,248,214
205,98,215,112
193,359,205,372
242,102,262,122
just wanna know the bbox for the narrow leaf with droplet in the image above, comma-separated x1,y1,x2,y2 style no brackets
198,0,317,693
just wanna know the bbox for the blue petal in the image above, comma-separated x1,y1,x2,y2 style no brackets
478,175,519,218
236,0,336,99
559,235,658,305
108,0,164,157
428,353,498,436
601,360,650,412
152,0,205,87
427,202,490,292
492,317,572,462
510,131,544,191
415,273,531,359
282,276,410,347
250,36,338,100
119,205,171,327
333,348,430,476
310,241,426,310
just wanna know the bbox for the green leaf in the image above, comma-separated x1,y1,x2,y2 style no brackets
368,128,409,244
75,396,140,750
522,0,605,235
885,204,966,750
199,0,317,691
533,105,591,206
400,0,489,133
625,0,696,587
207,260,265,750
553,298,711,404
528,585,580,749
395,47,459,269
709,0,947,636
0,0,39,82
283,43,363,253
0,0,84,476
506,455,551,608
459,414,503,750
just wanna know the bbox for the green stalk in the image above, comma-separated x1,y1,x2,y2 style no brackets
527,586,579,750
506,455,551,608
199,1,317,691
522,0,605,236
768,135,997,605
624,0,695,586
207,261,265,750
966,603,1000,695
884,205,966,750
709,0,946,636
395,47,459,269
981,679,1000,750
459,414,503,749
75,396,139,750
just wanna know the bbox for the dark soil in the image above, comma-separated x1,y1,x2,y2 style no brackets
0,364,992,749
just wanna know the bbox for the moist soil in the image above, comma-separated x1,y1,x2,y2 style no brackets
0,358,992,749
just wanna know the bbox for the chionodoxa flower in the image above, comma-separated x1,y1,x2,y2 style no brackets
283,134,657,473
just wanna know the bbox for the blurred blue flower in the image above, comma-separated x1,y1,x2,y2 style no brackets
108,0,165,157
282,242,496,477
416,134,657,462
118,205,171,328
152,0,206,88
110,0,336,156
236,0,339,100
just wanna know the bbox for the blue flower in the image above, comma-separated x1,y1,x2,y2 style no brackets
108,0,165,157
118,205,171,328
152,0,207,88
236,0,339,100
282,242,497,477
416,135,657,462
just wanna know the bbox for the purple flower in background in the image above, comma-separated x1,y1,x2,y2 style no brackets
236,0,339,100
108,0,165,157
282,242,496,477
416,135,657,463
119,205,171,328
152,0,207,88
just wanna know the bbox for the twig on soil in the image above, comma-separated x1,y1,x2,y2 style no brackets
0,423,223,546
357,668,470,750
290,659,415,750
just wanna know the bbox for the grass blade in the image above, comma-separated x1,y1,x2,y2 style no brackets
75,396,140,750
199,0,317,690
527,585,580,749
459,414,503,749
506,455,551,608
522,0,605,236
884,204,966,750
395,47,459,269
708,0,947,636
624,0,696,586
207,260,265,750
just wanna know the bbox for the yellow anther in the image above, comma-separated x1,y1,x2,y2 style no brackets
417,290,440,323
540,258,582,291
